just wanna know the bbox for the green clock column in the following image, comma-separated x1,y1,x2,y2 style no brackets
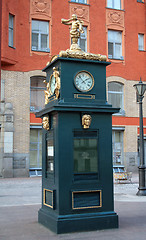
36,56,119,234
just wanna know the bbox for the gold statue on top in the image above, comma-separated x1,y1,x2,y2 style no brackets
47,15,107,63
61,14,84,51
59,14,107,62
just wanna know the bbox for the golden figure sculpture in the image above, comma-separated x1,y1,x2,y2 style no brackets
43,79,51,105
53,67,60,99
43,67,60,104
47,15,107,64
82,114,92,129
61,14,84,51
59,14,107,61
42,116,49,130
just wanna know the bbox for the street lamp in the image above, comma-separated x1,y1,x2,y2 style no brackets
133,78,146,196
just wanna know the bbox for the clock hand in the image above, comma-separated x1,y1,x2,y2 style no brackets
84,78,90,81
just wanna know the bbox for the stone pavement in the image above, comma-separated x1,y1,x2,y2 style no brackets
0,174,146,240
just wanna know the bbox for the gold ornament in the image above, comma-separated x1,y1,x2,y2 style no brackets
60,14,107,62
43,67,60,104
42,116,49,130
82,114,92,129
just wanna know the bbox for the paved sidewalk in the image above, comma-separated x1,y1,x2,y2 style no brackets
0,174,146,240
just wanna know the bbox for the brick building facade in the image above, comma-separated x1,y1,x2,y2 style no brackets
0,0,146,177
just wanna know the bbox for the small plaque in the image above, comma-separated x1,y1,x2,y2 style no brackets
74,94,95,100
72,190,102,209
43,189,54,209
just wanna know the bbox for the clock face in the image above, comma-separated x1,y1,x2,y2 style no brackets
50,75,56,94
74,71,94,92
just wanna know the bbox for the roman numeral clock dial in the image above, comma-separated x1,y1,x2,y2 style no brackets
74,71,94,92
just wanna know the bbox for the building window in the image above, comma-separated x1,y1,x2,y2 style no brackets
137,0,144,3
112,131,123,166
32,20,49,52
78,27,87,52
108,30,123,59
30,76,46,112
108,82,124,114
138,34,144,51
9,14,14,47
30,128,42,176
71,0,87,3
107,0,121,10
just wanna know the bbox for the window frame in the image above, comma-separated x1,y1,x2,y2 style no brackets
107,0,121,10
31,19,50,52
137,0,144,3
9,13,15,48
108,81,124,115
112,130,124,166
78,26,87,52
70,0,87,4
29,127,42,173
108,30,123,60
30,76,46,112
138,33,144,51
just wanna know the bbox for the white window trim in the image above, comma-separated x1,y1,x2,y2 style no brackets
112,130,124,166
108,30,123,60
30,76,46,112
78,26,87,52
30,128,42,173
9,14,14,47
138,33,144,51
71,0,87,3
108,82,124,115
107,0,121,10
32,20,50,52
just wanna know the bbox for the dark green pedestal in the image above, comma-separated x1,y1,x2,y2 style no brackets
38,208,118,234
37,57,119,234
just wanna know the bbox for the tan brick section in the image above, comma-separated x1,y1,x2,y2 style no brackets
107,76,146,120
0,70,46,177
107,76,146,171
1,70,46,155
1,70,30,154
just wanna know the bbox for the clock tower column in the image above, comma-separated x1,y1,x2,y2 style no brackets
36,57,119,234
36,15,119,234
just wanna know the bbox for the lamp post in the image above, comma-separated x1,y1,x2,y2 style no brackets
133,78,146,196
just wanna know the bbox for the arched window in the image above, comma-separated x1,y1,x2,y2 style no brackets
108,81,124,113
30,76,46,112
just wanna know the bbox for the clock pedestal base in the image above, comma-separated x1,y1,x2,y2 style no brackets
38,208,118,234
